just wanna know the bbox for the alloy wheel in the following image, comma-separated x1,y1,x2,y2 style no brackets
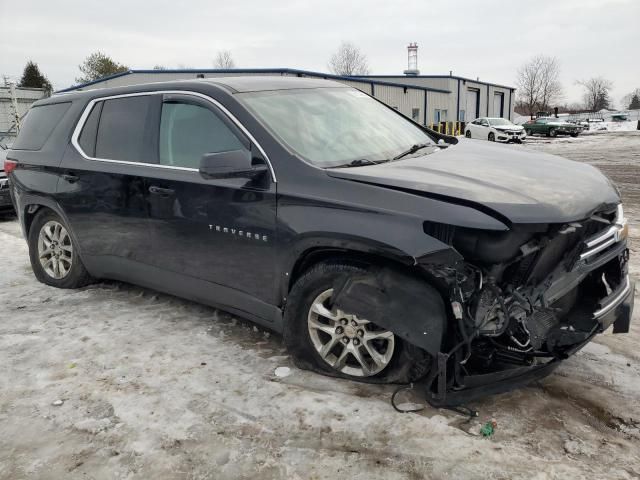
307,289,395,377
38,220,73,279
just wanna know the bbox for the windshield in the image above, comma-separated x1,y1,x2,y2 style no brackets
238,87,435,168
488,118,513,126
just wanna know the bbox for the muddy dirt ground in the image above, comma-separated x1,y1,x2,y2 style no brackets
1,132,639,479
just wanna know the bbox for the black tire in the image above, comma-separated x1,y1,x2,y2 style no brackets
570,132,579,137
525,128,532,136
465,130,472,138
28,209,93,289
548,128,557,137
488,132,495,142
283,261,430,384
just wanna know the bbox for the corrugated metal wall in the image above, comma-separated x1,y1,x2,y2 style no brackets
372,84,425,124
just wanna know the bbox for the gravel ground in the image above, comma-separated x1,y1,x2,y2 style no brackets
1,132,639,479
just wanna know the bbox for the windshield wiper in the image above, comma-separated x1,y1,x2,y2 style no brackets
392,143,434,161
331,158,389,168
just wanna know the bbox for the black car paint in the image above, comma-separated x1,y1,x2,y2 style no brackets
6,78,633,404
8,79,509,328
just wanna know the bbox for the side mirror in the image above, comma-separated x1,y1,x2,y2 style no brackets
199,149,269,180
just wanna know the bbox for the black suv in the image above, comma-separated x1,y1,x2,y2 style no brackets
5,77,634,404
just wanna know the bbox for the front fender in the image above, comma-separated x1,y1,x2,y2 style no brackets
278,204,456,288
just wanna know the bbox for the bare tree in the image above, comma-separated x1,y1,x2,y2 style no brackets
577,77,613,111
515,55,563,117
214,50,236,69
328,42,370,76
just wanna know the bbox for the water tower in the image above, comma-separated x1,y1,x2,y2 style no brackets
403,43,420,76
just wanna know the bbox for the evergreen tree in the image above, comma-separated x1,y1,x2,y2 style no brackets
18,61,52,94
630,94,640,110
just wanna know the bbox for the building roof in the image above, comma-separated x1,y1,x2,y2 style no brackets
57,68,453,94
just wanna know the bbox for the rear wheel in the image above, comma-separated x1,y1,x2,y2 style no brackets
488,132,495,142
284,261,429,383
28,209,93,289
525,128,532,136
465,130,472,138
570,132,579,137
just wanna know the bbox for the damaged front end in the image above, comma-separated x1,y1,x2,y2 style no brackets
334,204,635,406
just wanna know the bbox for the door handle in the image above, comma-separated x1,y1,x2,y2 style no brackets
62,174,79,183
148,185,175,196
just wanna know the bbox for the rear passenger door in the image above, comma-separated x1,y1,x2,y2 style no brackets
58,94,158,266
143,93,278,309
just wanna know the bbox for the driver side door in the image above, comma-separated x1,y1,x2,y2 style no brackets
144,93,278,317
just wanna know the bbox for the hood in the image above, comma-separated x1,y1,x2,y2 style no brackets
546,120,574,126
494,125,523,131
327,140,620,224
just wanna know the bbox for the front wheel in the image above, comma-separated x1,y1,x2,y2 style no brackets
548,128,557,137
488,132,495,142
284,262,429,383
570,132,579,137
28,209,93,289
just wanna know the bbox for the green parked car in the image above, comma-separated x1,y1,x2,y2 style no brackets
524,117,583,137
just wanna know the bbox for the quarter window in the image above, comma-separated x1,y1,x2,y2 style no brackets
12,102,71,151
95,96,153,162
78,101,103,157
159,101,245,169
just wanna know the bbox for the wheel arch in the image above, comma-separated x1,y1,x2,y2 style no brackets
19,195,85,259
287,246,420,294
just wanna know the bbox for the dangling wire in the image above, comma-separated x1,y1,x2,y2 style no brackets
391,383,426,413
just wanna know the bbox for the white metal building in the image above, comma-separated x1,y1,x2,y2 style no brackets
355,74,515,123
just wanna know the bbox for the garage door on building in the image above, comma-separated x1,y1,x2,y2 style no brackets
466,88,480,121
493,92,504,118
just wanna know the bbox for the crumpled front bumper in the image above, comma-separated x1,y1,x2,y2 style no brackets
595,275,634,334
425,278,635,407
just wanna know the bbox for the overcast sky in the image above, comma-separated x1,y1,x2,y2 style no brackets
1,0,638,106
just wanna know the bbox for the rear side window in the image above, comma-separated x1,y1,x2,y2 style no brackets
95,96,152,162
77,101,103,157
12,102,71,150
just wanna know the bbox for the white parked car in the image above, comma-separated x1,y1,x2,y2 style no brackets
465,117,526,143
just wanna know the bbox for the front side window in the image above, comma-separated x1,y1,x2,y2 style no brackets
159,101,245,169
239,88,435,168
95,96,152,162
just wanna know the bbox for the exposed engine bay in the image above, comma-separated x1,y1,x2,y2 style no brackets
426,203,632,404
333,204,634,406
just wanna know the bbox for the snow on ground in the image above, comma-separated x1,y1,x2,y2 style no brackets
584,121,639,133
1,132,640,479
